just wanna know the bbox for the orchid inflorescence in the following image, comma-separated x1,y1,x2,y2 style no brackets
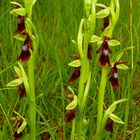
11,2,33,62
68,3,128,91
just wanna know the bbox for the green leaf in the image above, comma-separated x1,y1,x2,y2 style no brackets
109,113,124,124
10,1,22,7
68,59,81,67
7,79,22,87
14,66,22,79
90,35,102,43
14,34,26,41
84,0,92,17
24,0,36,16
66,96,78,110
17,119,27,134
96,3,107,9
10,8,26,16
96,8,110,18
24,0,36,7
108,39,120,46
117,64,129,70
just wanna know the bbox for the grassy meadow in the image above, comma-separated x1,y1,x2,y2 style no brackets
0,0,140,139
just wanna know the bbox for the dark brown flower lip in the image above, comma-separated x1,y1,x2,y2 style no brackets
16,34,33,62
87,44,93,60
96,36,112,66
16,45,31,62
99,53,111,66
16,15,26,34
65,109,76,123
109,62,120,89
105,117,114,133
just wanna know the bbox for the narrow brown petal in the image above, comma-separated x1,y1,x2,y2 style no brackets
18,84,26,99
68,67,80,82
87,44,93,60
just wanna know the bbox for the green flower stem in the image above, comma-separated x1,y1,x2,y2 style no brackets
95,67,108,140
95,1,119,139
76,40,89,140
28,58,36,140
75,1,96,139
71,119,76,140
25,2,36,140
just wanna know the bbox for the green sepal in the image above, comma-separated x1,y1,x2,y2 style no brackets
66,96,78,110
105,99,128,115
108,39,120,46
117,64,129,70
6,79,22,87
96,8,110,18
109,113,124,124
17,119,27,134
14,34,26,41
10,1,22,7
14,111,27,134
68,59,81,67
96,3,107,9
90,35,102,43
10,7,26,16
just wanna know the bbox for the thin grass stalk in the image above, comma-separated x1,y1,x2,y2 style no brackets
130,0,134,68
0,104,14,140
123,0,134,139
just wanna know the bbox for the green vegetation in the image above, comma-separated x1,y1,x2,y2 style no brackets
0,0,140,139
